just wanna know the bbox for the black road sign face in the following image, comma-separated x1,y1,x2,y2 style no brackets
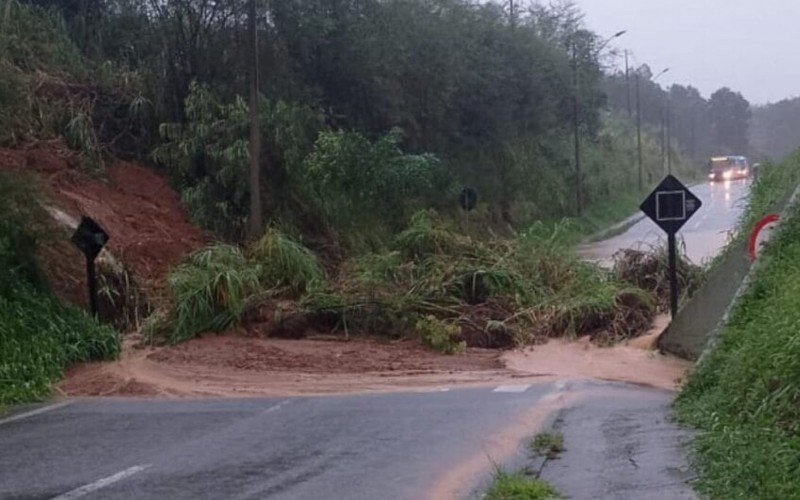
71,216,109,260
459,187,478,212
640,175,702,235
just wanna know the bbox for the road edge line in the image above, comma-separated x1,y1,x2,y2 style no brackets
0,401,72,426
52,464,152,500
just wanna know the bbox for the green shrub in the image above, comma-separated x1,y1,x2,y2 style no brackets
250,228,324,294
394,209,459,260
0,283,119,405
304,128,440,250
415,315,465,355
163,244,261,343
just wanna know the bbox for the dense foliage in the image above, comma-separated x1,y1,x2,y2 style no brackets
605,71,752,166
7,0,702,242
676,150,800,498
751,96,800,161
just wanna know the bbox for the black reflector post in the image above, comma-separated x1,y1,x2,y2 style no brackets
70,216,109,316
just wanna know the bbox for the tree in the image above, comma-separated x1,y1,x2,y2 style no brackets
708,87,750,154
248,0,262,238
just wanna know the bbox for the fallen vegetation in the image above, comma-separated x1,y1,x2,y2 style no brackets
676,150,800,498
145,211,699,352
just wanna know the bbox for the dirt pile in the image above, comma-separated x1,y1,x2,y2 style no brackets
0,141,207,306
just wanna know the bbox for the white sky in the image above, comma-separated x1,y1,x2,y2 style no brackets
575,0,800,105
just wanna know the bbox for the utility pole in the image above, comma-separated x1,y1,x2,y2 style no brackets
572,40,582,217
636,71,643,190
625,51,632,119
571,30,627,218
247,0,263,239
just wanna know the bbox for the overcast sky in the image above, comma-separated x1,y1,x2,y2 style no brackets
575,0,800,105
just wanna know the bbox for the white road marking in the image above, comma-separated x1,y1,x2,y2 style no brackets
493,384,531,393
52,464,151,500
263,400,290,414
0,401,72,426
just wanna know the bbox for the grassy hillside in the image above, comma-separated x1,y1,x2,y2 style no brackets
676,151,800,498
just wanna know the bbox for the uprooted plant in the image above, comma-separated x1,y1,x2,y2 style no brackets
302,211,658,352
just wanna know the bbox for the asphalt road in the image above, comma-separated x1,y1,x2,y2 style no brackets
0,381,694,500
579,179,750,266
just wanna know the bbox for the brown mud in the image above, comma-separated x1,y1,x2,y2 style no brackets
59,315,688,398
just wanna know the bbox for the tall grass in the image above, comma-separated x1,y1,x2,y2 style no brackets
162,244,261,344
675,152,800,498
250,228,323,295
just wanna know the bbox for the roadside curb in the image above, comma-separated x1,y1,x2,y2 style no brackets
582,212,646,244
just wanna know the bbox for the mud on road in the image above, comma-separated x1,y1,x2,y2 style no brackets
58,316,689,398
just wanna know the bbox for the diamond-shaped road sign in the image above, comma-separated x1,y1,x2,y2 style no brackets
640,175,702,235
71,216,109,260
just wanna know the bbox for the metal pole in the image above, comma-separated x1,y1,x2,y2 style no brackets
636,72,643,190
667,96,672,174
572,41,582,217
668,232,678,318
86,254,98,316
625,51,632,119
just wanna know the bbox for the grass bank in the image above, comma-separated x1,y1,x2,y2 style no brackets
675,151,800,498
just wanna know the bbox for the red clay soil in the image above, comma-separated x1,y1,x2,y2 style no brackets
147,334,504,374
58,333,509,398
0,141,207,302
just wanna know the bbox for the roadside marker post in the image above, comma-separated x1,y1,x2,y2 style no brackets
459,186,478,230
71,216,109,316
640,175,702,318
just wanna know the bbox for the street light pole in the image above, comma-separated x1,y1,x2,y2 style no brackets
636,71,643,190
625,50,632,119
635,67,669,188
667,91,672,174
572,30,626,217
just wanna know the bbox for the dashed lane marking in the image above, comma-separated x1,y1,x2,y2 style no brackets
52,464,152,500
493,384,531,393
0,401,72,426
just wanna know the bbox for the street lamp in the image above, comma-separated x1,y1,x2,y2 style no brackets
636,67,669,189
573,30,626,217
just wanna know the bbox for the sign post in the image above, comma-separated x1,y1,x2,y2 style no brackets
71,216,109,316
459,187,478,230
640,175,702,318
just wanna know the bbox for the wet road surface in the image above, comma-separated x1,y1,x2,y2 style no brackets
579,179,750,266
0,381,694,500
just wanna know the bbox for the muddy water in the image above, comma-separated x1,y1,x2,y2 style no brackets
501,316,690,391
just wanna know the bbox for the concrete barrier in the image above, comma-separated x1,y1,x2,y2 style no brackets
658,186,800,360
